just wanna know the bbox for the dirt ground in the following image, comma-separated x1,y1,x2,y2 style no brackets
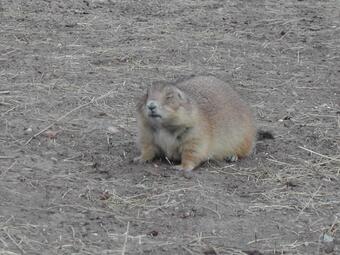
0,0,339,254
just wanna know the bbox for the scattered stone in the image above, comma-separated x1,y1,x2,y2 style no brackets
147,230,159,237
24,127,33,134
99,191,111,200
107,126,119,134
203,247,218,255
321,233,335,254
45,130,60,139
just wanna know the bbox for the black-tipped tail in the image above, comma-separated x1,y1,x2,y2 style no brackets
257,130,274,140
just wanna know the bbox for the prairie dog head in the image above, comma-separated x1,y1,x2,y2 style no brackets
138,83,191,128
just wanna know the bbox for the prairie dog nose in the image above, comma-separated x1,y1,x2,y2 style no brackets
147,101,157,110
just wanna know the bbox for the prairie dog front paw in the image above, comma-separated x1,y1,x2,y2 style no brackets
173,164,194,172
173,164,195,179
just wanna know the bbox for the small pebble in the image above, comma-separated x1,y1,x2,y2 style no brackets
107,126,119,134
24,127,33,134
182,170,194,179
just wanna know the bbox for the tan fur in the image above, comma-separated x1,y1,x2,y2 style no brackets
135,76,257,172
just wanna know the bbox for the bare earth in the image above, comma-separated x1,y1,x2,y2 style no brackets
0,0,339,254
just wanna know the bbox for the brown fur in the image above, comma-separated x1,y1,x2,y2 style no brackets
135,76,257,172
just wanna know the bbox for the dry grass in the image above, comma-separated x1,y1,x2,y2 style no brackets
0,0,339,254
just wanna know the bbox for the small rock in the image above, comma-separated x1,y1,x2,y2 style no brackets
182,170,194,179
45,130,60,139
322,233,335,254
24,127,33,134
203,247,218,255
286,180,298,188
99,191,111,200
147,230,159,237
107,126,119,134
323,233,334,242
182,211,191,218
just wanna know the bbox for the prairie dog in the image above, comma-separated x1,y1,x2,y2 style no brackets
135,76,257,173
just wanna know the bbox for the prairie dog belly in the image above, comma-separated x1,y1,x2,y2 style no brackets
154,129,181,160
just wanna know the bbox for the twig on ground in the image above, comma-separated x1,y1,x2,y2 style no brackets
299,146,340,162
121,222,130,255
0,156,16,159
296,185,322,220
0,250,19,255
24,88,116,145
5,229,25,255
1,106,17,116
201,206,222,219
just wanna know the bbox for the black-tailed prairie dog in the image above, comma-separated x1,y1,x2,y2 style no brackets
135,75,271,175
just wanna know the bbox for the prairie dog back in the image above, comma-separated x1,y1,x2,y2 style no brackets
176,76,256,159
135,75,257,173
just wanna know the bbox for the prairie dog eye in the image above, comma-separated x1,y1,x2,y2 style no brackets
165,92,174,100
146,87,152,96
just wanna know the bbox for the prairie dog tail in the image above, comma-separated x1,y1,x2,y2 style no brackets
257,130,274,141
